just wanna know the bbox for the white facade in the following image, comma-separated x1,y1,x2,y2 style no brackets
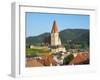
51,32,61,46
51,47,66,53
51,20,66,53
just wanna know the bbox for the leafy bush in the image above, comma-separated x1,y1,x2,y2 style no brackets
63,54,74,65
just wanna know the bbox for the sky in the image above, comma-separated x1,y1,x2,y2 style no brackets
26,12,89,37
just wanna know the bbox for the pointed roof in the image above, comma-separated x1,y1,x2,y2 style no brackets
51,20,58,33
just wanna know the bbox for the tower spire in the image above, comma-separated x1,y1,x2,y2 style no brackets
51,20,66,53
51,20,58,33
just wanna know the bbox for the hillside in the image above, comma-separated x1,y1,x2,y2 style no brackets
59,29,89,45
26,29,89,46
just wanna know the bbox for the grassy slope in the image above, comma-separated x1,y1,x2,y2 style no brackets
26,47,51,57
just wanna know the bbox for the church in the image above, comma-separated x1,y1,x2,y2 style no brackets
51,20,66,53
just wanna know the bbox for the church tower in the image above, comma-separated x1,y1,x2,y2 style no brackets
51,20,66,53
51,20,61,46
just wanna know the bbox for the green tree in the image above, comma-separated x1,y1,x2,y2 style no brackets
64,44,71,50
63,54,74,65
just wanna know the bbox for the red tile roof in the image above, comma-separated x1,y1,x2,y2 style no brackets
26,60,44,67
38,55,57,66
69,53,89,65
